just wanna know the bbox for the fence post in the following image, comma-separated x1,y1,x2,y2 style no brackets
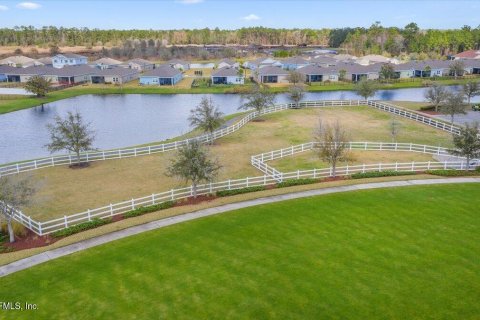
379,163,382,172
427,161,431,170
152,194,155,205
313,168,317,179
362,164,366,173
64,215,68,228
228,179,231,190
38,223,42,236
444,161,447,170
34,160,37,169
87,209,91,221
102,151,105,160
461,161,464,170
411,161,415,171
69,154,72,164
246,177,249,187
190,186,193,197
171,189,175,201
131,199,135,210
110,204,113,216
16,163,19,173
209,182,213,194
28,216,32,229
297,170,300,179
395,162,398,171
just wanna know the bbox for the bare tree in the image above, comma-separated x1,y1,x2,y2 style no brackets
0,176,37,243
166,140,221,198
45,112,96,167
425,83,448,112
449,122,480,170
463,81,480,105
288,85,305,108
287,70,304,85
188,97,224,144
390,116,401,142
238,84,276,115
441,92,467,124
449,60,465,79
314,120,350,177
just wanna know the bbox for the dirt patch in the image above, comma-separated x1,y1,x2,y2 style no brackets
3,230,58,252
69,162,90,169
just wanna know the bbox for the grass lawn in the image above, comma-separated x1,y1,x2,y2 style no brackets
1,184,479,319
269,150,437,172
1,76,478,114
18,106,454,221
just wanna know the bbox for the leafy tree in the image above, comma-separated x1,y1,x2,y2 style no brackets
24,75,52,98
354,79,377,100
238,85,276,115
380,63,396,81
0,176,36,243
449,122,480,170
45,112,96,166
338,69,347,81
449,60,465,79
288,85,305,108
287,70,303,85
314,120,349,177
390,116,401,142
424,83,448,112
423,65,431,77
188,97,224,144
441,92,467,124
166,140,221,198
462,81,480,104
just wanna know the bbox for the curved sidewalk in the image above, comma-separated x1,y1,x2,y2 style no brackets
1,177,479,277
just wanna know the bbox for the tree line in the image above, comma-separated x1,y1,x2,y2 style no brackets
1,23,480,57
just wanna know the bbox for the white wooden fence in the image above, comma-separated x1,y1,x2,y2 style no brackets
0,100,364,177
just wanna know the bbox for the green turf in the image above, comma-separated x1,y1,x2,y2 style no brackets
1,184,480,319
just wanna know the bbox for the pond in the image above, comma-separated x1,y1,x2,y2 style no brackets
1,86,478,164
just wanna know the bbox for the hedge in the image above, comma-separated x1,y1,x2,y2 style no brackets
216,186,266,197
123,201,176,218
351,170,417,179
52,218,112,238
276,178,319,188
425,169,480,177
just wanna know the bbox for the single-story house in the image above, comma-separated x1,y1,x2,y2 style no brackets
309,55,338,67
281,57,310,70
254,65,289,83
211,67,244,85
91,67,139,84
337,62,381,81
124,59,155,72
244,58,281,70
455,50,480,60
217,58,239,69
36,57,53,66
90,57,123,70
166,59,190,71
356,54,399,65
297,64,326,82
0,55,43,68
463,59,480,74
2,66,49,82
139,65,183,85
0,65,18,82
52,53,88,68
45,65,94,84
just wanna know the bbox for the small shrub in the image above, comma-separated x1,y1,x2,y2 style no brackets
351,170,417,179
123,201,176,218
52,218,112,238
420,105,435,111
277,178,319,188
425,169,480,177
216,186,266,197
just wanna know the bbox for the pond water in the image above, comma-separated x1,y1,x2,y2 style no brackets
1,86,478,164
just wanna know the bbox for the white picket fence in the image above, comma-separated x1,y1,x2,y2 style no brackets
0,100,364,177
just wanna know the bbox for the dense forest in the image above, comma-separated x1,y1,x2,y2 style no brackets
1,23,480,57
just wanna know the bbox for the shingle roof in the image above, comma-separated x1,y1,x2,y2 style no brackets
218,58,236,65
0,55,38,65
0,65,19,74
310,56,338,65
92,57,123,65
297,64,324,75
47,65,94,76
212,66,240,77
257,65,289,76
129,58,154,65
455,50,480,59
282,57,308,65
142,65,182,77
166,59,189,66
55,53,87,59
92,67,139,77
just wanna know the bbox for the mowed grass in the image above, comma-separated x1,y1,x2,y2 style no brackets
20,106,454,220
1,184,479,320
270,150,437,172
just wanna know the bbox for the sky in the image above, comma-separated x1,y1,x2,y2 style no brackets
0,0,478,30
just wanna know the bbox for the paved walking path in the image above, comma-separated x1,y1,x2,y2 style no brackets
1,177,479,277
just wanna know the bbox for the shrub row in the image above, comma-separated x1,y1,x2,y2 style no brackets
425,169,480,177
276,178,319,188
52,218,112,238
123,201,176,218
216,186,266,197
351,170,417,179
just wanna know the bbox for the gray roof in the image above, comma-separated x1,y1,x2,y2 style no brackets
335,61,382,74
129,58,154,65
282,57,309,65
92,67,139,77
166,59,189,66
36,57,53,64
91,57,123,65
0,65,19,74
142,65,182,78
310,56,338,65
297,64,324,75
218,58,236,65
212,66,240,77
257,65,289,76
394,60,452,71
54,53,87,59
2,66,51,75
47,65,95,77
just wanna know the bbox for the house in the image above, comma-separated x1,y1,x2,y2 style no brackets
309,55,338,67
356,54,399,65
244,57,281,70
0,55,43,68
332,54,358,62
91,67,139,84
297,64,326,82
166,59,190,71
338,62,381,81
463,59,480,75
254,66,289,83
211,67,244,85
139,65,183,85
36,57,53,66
2,66,49,82
393,63,416,78
45,65,94,84
217,58,239,69
393,60,451,78
281,57,310,70
0,65,17,82
90,57,123,70
125,59,155,72
52,53,88,68
455,50,480,60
